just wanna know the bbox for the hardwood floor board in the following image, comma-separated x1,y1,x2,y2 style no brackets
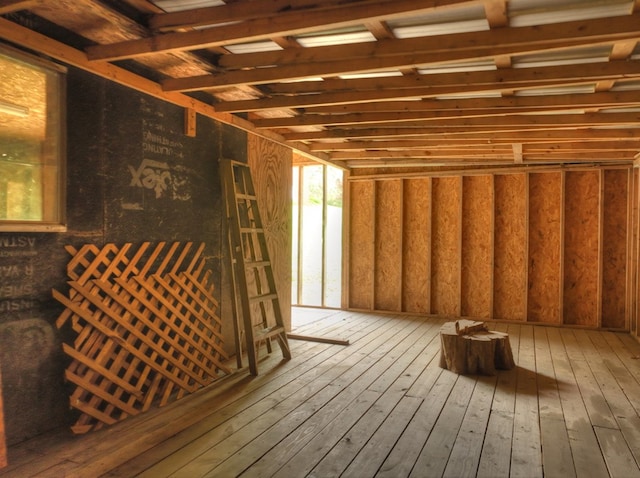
201,383,351,478
52,318,364,478
1,369,259,478
246,389,382,478
476,367,517,478
95,341,352,477
510,325,542,478
546,327,610,478
3,311,640,478
371,367,451,478
367,319,442,394
271,386,390,478
408,374,477,478
533,327,576,478
307,389,408,477
205,318,430,477
581,330,640,466
108,347,336,476
443,374,497,478
291,307,345,328
291,310,369,340
341,395,423,478
602,332,640,383
595,332,640,416
265,318,432,478
160,316,424,477
507,323,522,363
477,322,517,478
119,315,402,477
594,426,640,478
561,330,618,429
136,322,410,476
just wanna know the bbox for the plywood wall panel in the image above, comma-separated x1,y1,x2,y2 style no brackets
461,175,493,318
602,169,629,329
493,174,527,321
528,172,563,324
402,178,431,313
374,180,403,311
349,180,375,309
347,166,631,331
563,171,600,327
431,177,461,316
248,136,293,330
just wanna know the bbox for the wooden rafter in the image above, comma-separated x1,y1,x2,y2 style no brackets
86,0,469,61
211,61,640,112
161,14,640,91
1,0,639,169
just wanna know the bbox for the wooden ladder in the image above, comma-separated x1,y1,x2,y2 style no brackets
221,159,291,375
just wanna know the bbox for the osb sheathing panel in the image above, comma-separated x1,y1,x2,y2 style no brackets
347,167,630,330
602,169,629,329
528,172,562,324
374,180,403,311
431,177,461,316
563,171,600,327
349,180,375,309
461,175,493,319
494,174,527,321
248,136,292,330
402,178,431,314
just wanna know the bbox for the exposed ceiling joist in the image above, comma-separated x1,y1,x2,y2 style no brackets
86,0,469,61
160,14,640,91
1,0,639,171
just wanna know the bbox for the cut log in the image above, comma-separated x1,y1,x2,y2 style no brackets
439,320,515,375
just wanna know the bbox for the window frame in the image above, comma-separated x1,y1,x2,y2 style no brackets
0,44,67,232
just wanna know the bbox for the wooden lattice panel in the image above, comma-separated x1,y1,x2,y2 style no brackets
53,242,230,434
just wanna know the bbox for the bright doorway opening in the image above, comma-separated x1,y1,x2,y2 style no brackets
292,163,343,308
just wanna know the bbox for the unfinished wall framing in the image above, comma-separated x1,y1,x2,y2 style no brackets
347,166,631,329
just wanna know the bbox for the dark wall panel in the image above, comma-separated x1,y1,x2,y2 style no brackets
0,67,246,445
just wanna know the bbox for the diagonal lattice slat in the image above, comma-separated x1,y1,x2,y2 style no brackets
53,242,229,434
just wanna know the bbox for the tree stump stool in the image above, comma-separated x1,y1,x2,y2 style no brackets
439,319,515,375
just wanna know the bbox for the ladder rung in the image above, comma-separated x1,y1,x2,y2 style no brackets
255,325,286,341
236,193,257,201
245,260,271,269
250,293,278,303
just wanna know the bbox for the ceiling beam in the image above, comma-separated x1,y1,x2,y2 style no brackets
282,124,640,141
160,14,640,91
301,90,640,114
0,0,43,14
0,16,339,169
253,97,640,129
86,0,468,61
148,0,346,31
212,61,640,112
217,13,640,70
308,137,640,151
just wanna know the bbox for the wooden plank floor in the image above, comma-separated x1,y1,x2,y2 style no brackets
2,309,640,477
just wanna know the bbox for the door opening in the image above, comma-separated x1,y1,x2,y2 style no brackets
292,163,343,308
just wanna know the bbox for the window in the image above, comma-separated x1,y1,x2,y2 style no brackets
0,45,66,231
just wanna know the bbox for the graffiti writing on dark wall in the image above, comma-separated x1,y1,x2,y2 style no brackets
142,129,184,158
0,236,37,313
129,158,171,198
125,99,193,205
